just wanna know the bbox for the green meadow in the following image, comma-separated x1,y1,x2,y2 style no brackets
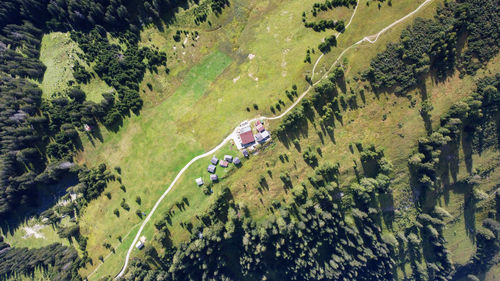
80,0,448,278
78,49,232,278
39,32,113,102
6,0,499,279
1,217,71,249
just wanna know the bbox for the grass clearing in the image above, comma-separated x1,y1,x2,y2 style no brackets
39,32,77,96
39,32,113,102
2,217,70,249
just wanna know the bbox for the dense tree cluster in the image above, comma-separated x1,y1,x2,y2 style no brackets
365,0,499,94
470,220,500,269
210,0,230,15
359,144,392,178
42,87,102,159
303,146,319,167
382,208,456,281
0,22,46,79
0,242,81,281
306,0,357,18
76,163,114,203
305,20,345,33
125,173,395,281
0,77,46,215
302,0,355,33
456,0,500,75
275,106,308,140
348,144,458,281
0,236,7,251
318,35,337,53
0,0,196,32
313,0,357,11
44,0,196,31
72,61,91,84
417,213,454,280
276,68,346,145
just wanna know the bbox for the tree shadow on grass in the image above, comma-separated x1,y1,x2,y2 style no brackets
463,193,477,243
378,192,395,230
462,128,474,175
449,179,476,243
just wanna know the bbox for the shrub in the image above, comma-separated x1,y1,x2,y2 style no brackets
120,199,130,211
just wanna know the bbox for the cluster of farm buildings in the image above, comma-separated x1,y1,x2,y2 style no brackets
196,120,271,187
235,120,270,149
136,121,271,250
195,154,241,186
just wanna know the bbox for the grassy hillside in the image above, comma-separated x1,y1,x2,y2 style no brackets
74,0,446,279
79,50,233,279
3,0,446,278
3,0,498,280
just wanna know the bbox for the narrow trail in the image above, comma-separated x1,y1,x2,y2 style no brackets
114,0,433,278
311,0,359,79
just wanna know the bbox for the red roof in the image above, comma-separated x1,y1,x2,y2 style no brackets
240,131,255,145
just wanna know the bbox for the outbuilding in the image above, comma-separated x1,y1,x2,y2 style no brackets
224,155,233,162
135,241,144,250
261,130,270,140
220,160,229,168
211,157,219,165
207,164,216,173
242,149,249,157
210,174,218,182
233,157,241,165
255,133,264,142
195,177,204,186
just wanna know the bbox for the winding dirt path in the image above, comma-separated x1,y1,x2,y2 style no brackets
311,0,360,79
114,0,434,278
